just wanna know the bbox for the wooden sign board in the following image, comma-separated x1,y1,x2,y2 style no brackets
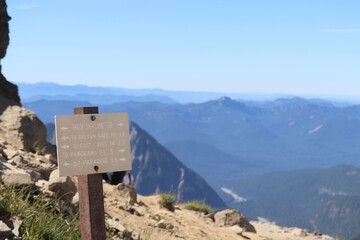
55,112,131,176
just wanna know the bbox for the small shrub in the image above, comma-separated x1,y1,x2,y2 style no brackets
159,193,176,212
182,200,213,215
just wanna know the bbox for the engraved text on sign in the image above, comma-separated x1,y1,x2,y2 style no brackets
55,113,131,176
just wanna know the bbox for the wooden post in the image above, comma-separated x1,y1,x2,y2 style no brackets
74,107,106,240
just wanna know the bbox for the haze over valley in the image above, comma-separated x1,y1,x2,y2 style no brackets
21,82,360,239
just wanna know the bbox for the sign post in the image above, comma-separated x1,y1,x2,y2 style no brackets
75,107,106,240
55,106,132,240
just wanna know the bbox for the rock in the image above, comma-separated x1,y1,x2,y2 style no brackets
132,205,147,216
0,76,20,106
117,183,137,205
230,225,245,236
43,154,57,165
47,169,77,203
71,191,79,207
154,219,174,230
0,158,17,171
165,222,174,230
28,169,42,181
299,229,308,237
0,0,10,59
0,220,12,238
151,214,161,222
0,0,21,104
35,179,48,189
23,161,54,181
0,215,22,238
11,155,26,165
0,148,7,161
0,105,47,152
12,218,22,238
155,219,166,229
106,218,127,233
1,148,16,159
314,229,322,236
1,169,34,187
214,209,256,233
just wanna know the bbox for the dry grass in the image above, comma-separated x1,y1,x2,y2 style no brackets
182,200,213,215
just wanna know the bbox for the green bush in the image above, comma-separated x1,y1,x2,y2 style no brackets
182,200,213,215
158,193,176,212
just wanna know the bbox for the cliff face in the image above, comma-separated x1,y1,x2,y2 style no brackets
0,0,20,104
0,0,10,59
0,0,50,153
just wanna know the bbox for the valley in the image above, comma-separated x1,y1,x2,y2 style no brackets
21,83,360,239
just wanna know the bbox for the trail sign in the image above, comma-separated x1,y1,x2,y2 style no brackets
55,112,131,176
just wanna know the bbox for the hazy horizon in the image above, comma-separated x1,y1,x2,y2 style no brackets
17,81,360,104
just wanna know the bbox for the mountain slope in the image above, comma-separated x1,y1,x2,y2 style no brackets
129,122,227,209
164,140,260,186
232,165,360,239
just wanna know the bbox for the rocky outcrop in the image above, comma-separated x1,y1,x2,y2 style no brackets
0,104,48,152
0,0,10,59
214,209,256,233
0,0,20,104
0,73,20,106
0,145,56,181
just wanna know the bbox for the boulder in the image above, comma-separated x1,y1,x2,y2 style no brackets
47,169,77,203
214,209,256,233
1,169,35,188
0,105,47,152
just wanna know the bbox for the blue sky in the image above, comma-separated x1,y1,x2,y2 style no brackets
3,0,360,98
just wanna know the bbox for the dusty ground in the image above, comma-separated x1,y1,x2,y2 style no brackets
103,183,333,240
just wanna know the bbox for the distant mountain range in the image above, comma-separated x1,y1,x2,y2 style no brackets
26,95,360,174
20,82,360,238
18,82,299,104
